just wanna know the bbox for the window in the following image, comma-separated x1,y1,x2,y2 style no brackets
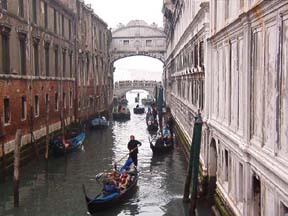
69,52,73,78
54,46,58,77
2,33,10,74
225,0,229,21
1,0,7,10
21,96,26,120
146,40,152,46
32,0,37,23
34,95,39,117
225,149,229,181
123,40,129,45
19,33,26,75
33,41,39,76
70,90,73,108
54,9,57,34
69,20,72,40
19,0,24,17
239,163,244,201
61,14,65,37
45,94,49,112
44,2,48,29
194,44,198,68
63,92,66,109
89,97,93,108
86,56,89,83
199,41,204,69
3,98,10,124
44,42,49,77
55,93,58,111
62,49,66,77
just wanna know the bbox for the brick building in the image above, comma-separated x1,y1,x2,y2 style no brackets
0,0,113,167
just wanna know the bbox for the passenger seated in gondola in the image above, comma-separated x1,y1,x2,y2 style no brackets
119,171,131,190
62,137,72,148
103,173,120,194
162,125,171,145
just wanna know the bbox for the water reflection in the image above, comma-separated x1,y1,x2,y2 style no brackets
0,91,191,216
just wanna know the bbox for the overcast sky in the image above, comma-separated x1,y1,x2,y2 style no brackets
84,0,164,82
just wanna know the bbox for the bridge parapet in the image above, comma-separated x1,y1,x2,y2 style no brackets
114,80,160,89
114,80,161,97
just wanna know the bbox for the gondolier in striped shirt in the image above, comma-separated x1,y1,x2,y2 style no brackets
127,135,141,167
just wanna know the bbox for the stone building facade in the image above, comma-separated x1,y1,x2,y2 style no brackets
162,0,209,165
163,0,288,215
0,0,112,164
207,0,288,215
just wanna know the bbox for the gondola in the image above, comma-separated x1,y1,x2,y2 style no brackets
83,158,138,213
133,106,145,114
112,106,131,120
149,132,173,154
146,113,158,132
50,131,85,157
91,117,109,129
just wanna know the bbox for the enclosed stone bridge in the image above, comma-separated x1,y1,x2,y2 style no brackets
114,80,161,97
110,20,166,63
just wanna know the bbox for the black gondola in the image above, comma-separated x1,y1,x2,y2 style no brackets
112,106,131,120
133,106,145,114
149,132,173,154
83,159,138,213
146,113,158,132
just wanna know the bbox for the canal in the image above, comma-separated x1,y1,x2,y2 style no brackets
0,91,202,216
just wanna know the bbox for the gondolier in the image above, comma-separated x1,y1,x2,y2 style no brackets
127,135,141,167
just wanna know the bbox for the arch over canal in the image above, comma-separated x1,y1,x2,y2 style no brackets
114,80,161,98
110,20,166,63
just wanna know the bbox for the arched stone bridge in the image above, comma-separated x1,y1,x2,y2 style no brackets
114,80,161,97
110,20,166,63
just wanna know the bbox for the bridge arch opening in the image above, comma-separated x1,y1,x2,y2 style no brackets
113,56,163,84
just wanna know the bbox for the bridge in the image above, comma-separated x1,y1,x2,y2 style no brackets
110,20,166,63
114,80,161,98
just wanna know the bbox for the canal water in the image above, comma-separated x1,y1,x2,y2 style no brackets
0,91,208,216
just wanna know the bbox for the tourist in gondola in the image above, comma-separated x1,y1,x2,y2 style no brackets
166,114,174,140
162,125,171,145
62,137,72,148
127,135,142,167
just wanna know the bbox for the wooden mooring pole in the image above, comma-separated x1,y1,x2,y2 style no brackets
1,140,6,182
182,113,203,216
45,101,49,160
14,129,22,207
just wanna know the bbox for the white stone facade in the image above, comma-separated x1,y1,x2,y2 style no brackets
207,0,288,215
164,0,288,215
163,0,210,174
110,20,166,63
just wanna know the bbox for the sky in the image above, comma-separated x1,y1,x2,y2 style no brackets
84,0,164,82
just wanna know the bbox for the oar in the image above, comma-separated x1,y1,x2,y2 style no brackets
94,146,140,179
115,145,139,164
148,136,157,143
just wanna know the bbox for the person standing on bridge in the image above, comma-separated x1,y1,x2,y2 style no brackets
127,135,142,167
